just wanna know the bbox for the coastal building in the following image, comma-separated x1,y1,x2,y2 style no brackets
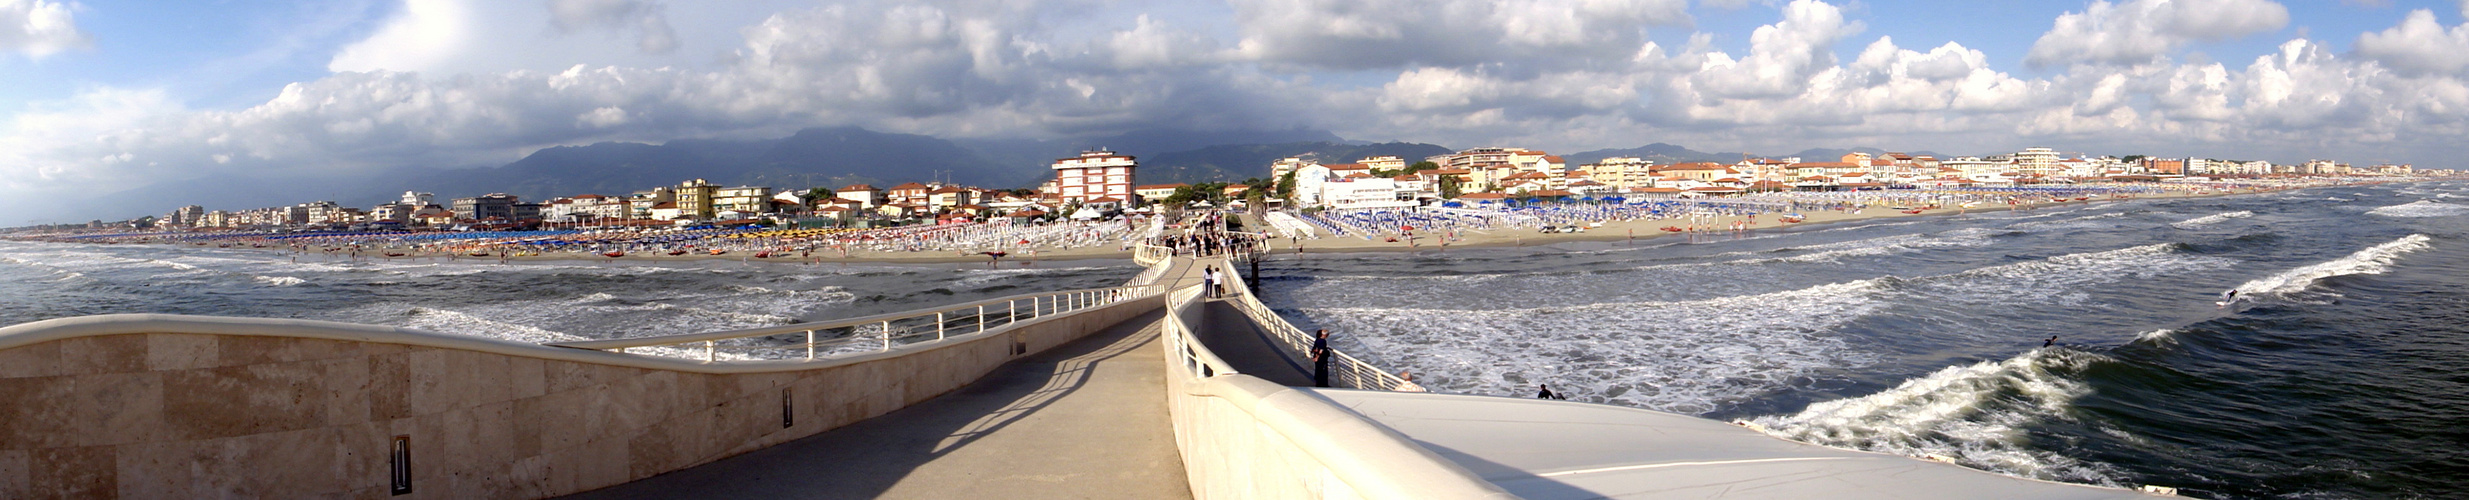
452,194,520,222
1361,155,1407,172
886,182,934,206
713,186,775,215
401,191,435,207
2013,148,2060,177
1134,184,1186,202
630,187,674,219
1270,157,1314,181
837,185,884,208
926,185,975,211
676,179,719,220
1052,150,1136,205
1580,157,1656,189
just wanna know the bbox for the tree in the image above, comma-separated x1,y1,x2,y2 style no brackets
1406,161,1440,175
1275,171,1298,200
802,187,835,203
1438,176,1465,199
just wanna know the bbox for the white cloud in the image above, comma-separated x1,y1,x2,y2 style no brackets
2355,9,2469,76
1690,0,1862,100
0,0,87,58
1228,0,1691,70
545,0,678,54
21,0,2469,222
2025,0,2290,67
327,0,476,74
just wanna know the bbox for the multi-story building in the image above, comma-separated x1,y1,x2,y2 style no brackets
401,191,435,207
2012,148,2060,177
1270,157,1315,182
926,186,975,210
675,179,719,219
714,186,775,215
837,184,884,208
630,187,674,219
1052,150,1136,204
1361,155,1407,172
451,194,520,221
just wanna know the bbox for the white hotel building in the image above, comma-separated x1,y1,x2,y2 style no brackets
1053,150,1137,206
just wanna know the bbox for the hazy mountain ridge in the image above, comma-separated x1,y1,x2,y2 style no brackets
87,132,1957,222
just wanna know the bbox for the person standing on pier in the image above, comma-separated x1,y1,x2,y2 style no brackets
1310,329,1332,387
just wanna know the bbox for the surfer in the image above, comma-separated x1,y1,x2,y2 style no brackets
2219,288,2239,307
2044,336,2057,347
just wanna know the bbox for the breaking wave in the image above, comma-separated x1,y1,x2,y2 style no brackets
2234,234,2432,297
1745,348,2127,486
2366,200,2469,218
2170,211,2253,228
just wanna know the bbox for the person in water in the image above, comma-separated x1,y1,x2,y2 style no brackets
2045,336,2058,347
2221,289,2239,303
1537,384,1557,399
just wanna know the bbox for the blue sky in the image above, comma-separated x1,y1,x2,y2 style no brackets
6,0,2469,222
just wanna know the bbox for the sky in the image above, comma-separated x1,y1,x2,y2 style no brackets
5,0,2469,222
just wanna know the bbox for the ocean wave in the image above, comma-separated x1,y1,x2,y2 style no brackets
2233,234,2432,297
1296,279,1893,414
2169,211,2254,228
393,306,741,360
2366,200,2469,218
253,276,307,287
1745,348,2127,486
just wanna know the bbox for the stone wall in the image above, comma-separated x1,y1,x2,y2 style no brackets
0,296,1159,499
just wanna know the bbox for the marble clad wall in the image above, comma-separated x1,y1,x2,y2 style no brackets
0,297,1160,499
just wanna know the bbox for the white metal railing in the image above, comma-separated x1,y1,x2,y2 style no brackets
1210,258,1413,391
1163,284,1238,380
548,283,1165,361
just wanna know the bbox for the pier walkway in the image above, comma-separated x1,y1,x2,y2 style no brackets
561,307,1189,500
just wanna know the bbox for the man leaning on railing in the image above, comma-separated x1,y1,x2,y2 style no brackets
1310,329,1332,388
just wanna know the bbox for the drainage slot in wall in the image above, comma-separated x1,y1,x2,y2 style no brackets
390,435,413,495
782,388,795,429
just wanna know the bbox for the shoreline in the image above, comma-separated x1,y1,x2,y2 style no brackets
11,181,2385,266
1261,184,2314,257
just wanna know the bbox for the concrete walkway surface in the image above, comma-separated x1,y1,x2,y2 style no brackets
560,309,1191,500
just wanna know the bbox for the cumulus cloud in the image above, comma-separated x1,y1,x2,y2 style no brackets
545,0,678,54
1228,0,1691,70
19,0,2469,222
0,0,87,58
328,0,476,74
2355,9,2469,75
2025,0,2290,67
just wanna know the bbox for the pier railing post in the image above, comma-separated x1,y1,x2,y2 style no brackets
937,312,946,341
805,330,815,360
978,305,986,333
881,320,893,351
704,340,715,362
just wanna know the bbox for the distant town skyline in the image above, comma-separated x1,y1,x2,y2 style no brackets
7,0,2469,223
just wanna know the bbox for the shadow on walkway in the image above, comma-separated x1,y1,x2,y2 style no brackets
561,308,1189,500
1195,300,1316,387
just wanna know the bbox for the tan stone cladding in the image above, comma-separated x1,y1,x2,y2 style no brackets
0,299,1158,499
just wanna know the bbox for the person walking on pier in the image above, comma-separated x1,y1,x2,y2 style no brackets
1310,329,1332,388
1202,267,1221,298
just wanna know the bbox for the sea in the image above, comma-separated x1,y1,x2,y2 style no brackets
1259,180,2469,499
0,246,1144,347
5,181,2464,498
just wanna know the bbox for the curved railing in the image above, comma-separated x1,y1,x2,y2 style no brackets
549,283,1165,361
1159,279,1512,499
1209,257,1414,391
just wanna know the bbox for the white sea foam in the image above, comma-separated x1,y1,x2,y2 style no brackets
2234,234,2432,297
253,276,306,287
392,306,743,360
2366,200,2469,218
1746,348,2126,486
1299,279,1895,414
2169,211,2253,228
